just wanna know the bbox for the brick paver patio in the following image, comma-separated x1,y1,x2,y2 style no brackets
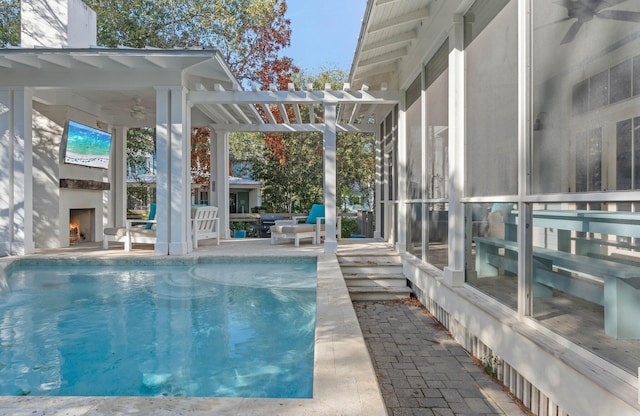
354,299,529,416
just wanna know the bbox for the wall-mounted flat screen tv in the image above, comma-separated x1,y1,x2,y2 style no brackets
63,120,112,169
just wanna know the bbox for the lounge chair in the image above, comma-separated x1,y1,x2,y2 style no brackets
192,206,220,248
103,203,157,251
270,204,341,247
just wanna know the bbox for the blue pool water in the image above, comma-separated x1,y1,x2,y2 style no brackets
0,257,317,398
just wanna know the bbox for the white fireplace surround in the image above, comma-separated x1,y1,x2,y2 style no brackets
60,189,105,247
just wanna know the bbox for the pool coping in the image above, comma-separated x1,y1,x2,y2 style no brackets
0,249,387,415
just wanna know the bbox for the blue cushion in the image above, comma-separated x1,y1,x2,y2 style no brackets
306,204,325,224
145,203,156,230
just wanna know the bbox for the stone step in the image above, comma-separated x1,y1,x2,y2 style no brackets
337,256,402,266
339,264,403,275
337,249,411,301
343,274,408,287
348,286,412,301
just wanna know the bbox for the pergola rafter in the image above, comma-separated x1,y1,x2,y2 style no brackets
188,86,399,129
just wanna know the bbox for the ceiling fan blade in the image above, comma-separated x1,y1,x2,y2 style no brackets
537,16,573,30
597,10,640,22
561,20,585,44
594,0,629,12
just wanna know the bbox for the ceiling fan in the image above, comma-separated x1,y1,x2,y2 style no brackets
556,0,640,44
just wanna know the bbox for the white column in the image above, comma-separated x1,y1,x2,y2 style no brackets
323,103,338,254
155,88,170,255
181,99,193,253
443,15,466,286
374,127,382,239
517,0,533,317
0,88,34,256
109,126,127,227
0,89,12,255
397,91,407,253
169,86,190,255
155,86,191,255
212,130,230,239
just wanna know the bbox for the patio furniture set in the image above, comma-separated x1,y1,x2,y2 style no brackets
103,204,340,250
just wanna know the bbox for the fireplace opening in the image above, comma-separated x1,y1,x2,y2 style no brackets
69,209,95,245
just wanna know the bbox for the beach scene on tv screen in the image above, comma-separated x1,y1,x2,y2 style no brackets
64,120,111,169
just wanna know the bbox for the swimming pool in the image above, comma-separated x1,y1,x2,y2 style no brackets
0,257,316,398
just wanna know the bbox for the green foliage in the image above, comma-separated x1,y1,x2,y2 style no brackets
0,0,296,86
229,221,250,231
291,67,349,92
126,129,156,208
0,0,19,46
481,354,499,377
127,184,153,209
82,0,295,85
126,128,155,179
253,133,323,213
340,217,359,238
337,132,375,212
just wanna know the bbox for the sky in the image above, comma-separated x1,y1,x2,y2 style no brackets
283,0,367,74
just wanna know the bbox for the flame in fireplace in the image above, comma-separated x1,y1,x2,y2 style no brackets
69,221,80,244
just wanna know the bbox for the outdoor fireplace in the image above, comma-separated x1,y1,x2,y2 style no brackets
69,209,95,244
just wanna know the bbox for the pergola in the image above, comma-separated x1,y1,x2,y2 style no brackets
0,47,399,256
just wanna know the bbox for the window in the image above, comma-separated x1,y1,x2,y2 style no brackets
465,0,518,197
575,128,602,192
616,117,640,190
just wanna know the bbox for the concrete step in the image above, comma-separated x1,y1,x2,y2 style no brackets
338,255,402,266
339,264,403,275
348,286,412,301
343,273,408,287
338,249,411,301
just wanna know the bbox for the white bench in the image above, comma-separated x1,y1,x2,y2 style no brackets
191,206,220,248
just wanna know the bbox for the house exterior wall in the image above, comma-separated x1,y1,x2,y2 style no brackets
369,0,640,414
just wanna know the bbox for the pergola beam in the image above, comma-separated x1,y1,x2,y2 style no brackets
189,90,400,105
260,104,278,124
211,123,378,133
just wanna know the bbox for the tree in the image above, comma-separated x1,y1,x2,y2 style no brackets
127,128,156,179
126,128,156,209
82,0,297,86
0,0,19,47
191,127,211,185
337,132,375,212
249,133,323,213
0,0,298,87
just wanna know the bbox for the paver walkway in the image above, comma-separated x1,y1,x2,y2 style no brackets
354,299,529,416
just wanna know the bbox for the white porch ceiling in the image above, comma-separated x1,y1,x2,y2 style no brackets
350,0,435,91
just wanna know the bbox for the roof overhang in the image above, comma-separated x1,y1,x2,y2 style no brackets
0,47,243,127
